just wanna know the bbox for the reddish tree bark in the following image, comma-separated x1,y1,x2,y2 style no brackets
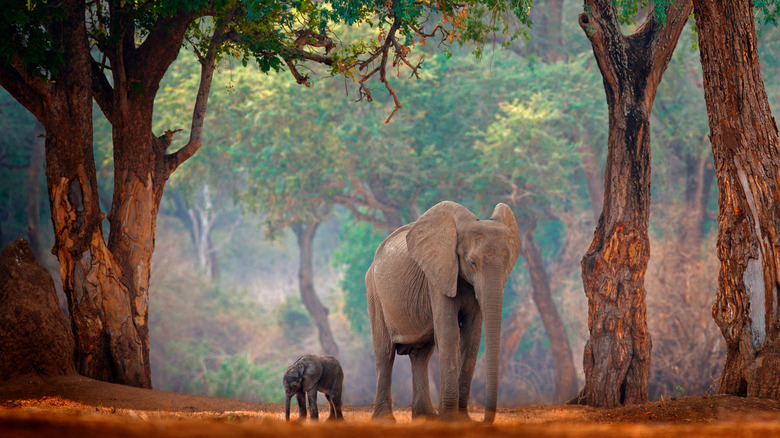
0,0,148,386
574,0,692,407
693,0,780,399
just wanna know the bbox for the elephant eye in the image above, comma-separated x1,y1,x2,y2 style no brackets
468,258,477,267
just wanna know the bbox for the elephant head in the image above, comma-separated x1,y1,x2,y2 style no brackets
406,201,521,422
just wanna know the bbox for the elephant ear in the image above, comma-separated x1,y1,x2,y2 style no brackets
407,201,477,298
491,203,522,264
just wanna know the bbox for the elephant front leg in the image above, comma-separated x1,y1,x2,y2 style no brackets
307,389,319,420
458,310,483,416
409,343,436,418
295,392,307,421
433,297,461,420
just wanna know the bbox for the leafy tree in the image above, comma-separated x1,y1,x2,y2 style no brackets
0,0,531,388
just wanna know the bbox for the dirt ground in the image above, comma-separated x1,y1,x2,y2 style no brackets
1,374,780,438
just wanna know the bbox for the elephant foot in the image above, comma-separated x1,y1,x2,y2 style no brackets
438,409,472,422
411,403,436,420
371,409,396,423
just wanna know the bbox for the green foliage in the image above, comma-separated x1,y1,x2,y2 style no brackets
332,217,387,337
201,352,286,402
0,1,64,80
611,0,675,26
276,296,313,343
756,0,780,26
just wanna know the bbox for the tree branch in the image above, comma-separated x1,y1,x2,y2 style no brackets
91,58,115,125
0,63,47,122
165,11,234,175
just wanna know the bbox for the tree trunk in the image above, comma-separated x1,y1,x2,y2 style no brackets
41,1,148,387
521,220,578,403
574,0,692,407
293,222,339,357
693,0,780,399
0,0,150,386
25,121,46,263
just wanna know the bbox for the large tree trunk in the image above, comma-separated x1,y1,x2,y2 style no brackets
105,115,169,388
693,0,780,399
293,222,339,356
41,1,148,386
0,0,149,386
521,220,578,403
574,0,692,407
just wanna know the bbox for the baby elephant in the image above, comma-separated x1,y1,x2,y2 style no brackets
283,354,344,421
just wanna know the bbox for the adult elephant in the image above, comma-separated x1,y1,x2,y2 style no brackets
366,201,521,423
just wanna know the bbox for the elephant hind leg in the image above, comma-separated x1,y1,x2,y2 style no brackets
325,394,336,420
371,334,396,421
409,343,436,418
325,392,344,420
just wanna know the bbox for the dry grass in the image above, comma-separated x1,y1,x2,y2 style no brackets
2,375,780,438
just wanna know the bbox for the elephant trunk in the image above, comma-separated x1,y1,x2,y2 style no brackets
480,283,504,424
285,394,291,421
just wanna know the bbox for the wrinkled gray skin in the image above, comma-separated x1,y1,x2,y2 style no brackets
283,354,344,422
366,201,521,423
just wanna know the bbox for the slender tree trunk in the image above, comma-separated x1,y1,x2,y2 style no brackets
693,0,780,399
521,220,578,403
26,121,46,262
293,221,339,356
574,0,692,407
